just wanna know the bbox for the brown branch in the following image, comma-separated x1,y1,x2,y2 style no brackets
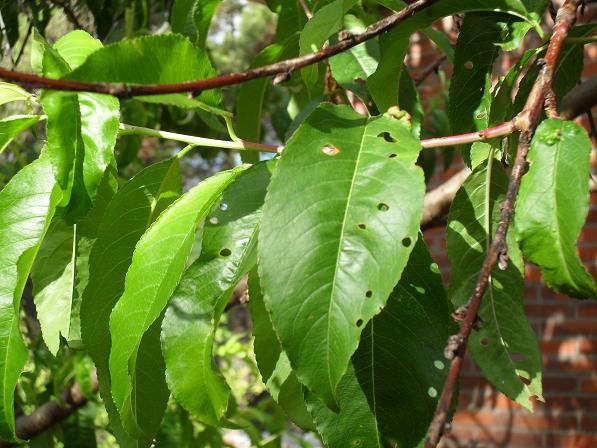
0,0,438,98
0,371,98,447
560,75,597,120
425,1,582,447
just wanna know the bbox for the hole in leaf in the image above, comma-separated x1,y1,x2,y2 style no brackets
427,387,438,398
388,153,397,158
356,319,363,327
377,132,396,143
402,237,412,247
322,144,340,156
518,375,531,386
219,202,228,211
464,60,474,70
219,248,232,257
209,216,219,225
480,338,489,347
365,290,373,298
351,440,363,448
377,203,389,211
434,360,445,370
357,223,367,230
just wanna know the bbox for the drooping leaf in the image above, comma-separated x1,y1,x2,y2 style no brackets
368,0,548,111
259,104,424,408
516,119,596,299
0,82,33,107
0,155,61,441
249,268,315,431
162,161,272,425
449,13,518,165
299,0,359,87
109,165,247,436
81,159,182,447
31,220,76,355
37,31,120,220
0,115,41,154
447,160,542,410
170,0,220,48
66,34,222,107
307,237,452,447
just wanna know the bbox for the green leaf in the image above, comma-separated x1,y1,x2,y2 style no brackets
516,119,596,299
0,155,62,441
249,268,315,431
307,237,453,447
447,160,542,410
31,220,76,355
62,402,98,448
368,0,548,111
66,34,222,107
0,82,33,107
162,161,272,425
109,165,247,436
37,31,120,220
398,67,423,137
0,115,41,154
449,13,525,165
299,0,359,86
259,104,424,408
423,27,454,61
170,0,220,48
81,159,183,447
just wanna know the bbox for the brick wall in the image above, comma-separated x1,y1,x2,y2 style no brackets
410,9,597,447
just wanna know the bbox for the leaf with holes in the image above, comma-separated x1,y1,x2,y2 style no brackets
447,160,542,410
516,119,596,299
162,161,273,425
259,103,424,408
109,165,246,436
0,155,62,441
307,237,452,447
368,0,548,111
81,159,182,446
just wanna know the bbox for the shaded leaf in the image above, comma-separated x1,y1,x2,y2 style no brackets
259,104,424,408
81,159,182,447
516,119,596,299
162,162,272,424
0,155,61,440
447,160,542,410
0,115,41,154
170,0,220,48
109,165,247,436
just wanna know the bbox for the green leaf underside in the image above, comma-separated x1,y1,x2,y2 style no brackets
0,115,41,154
162,161,273,425
249,268,315,431
368,0,548,111
516,119,596,299
307,237,452,447
38,31,120,219
447,160,542,410
108,165,247,435
0,156,61,440
81,159,182,446
259,103,424,409
31,220,76,355
65,34,221,107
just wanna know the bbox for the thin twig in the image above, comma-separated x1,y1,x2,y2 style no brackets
12,21,33,70
415,55,447,86
49,0,88,33
425,1,582,446
298,0,313,19
0,0,438,98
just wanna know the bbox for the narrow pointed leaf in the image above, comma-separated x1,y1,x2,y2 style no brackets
516,119,596,298
0,115,41,154
448,160,542,410
109,165,247,435
259,104,424,408
66,34,221,107
308,237,452,447
81,159,182,447
249,269,315,431
0,156,61,440
162,161,272,424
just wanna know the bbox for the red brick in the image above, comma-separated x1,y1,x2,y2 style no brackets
525,303,575,318
580,377,597,393
542,375,577,393
546,433,597,448
550,320,597,338
541,395,597,412
580,414,597,432
578,303,597,318
540,339,578,356
544,357,597,373
578,338,597,353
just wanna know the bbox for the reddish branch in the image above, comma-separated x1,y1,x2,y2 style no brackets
0,0,438,98
0,372,98,447
425,1,582,447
